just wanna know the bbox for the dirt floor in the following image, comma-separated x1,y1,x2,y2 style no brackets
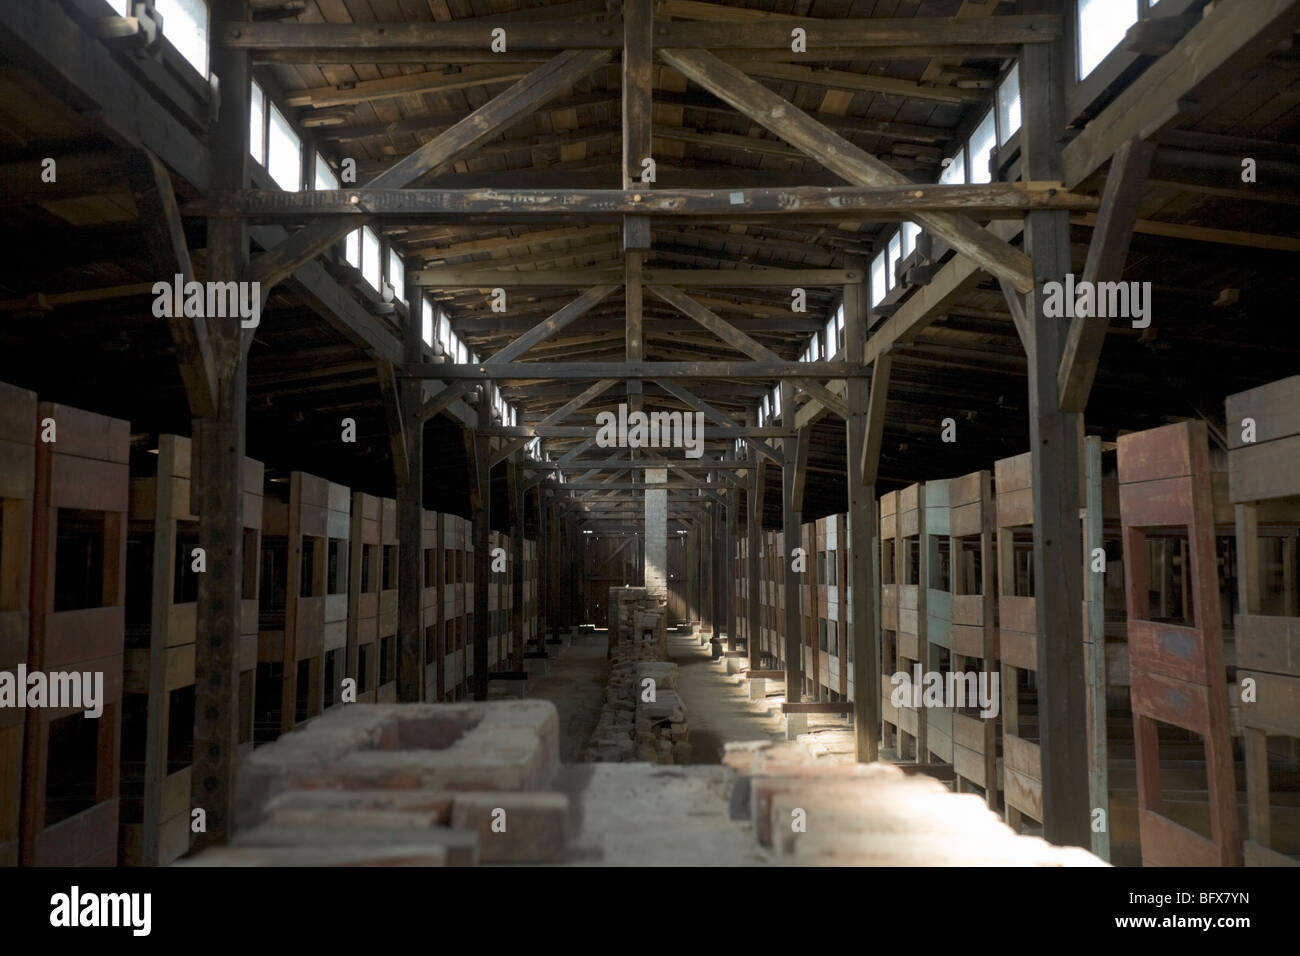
666,629,786,763
525,626,775,865
522,629,610,762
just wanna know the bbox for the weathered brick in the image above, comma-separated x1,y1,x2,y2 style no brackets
176,845,450,867
450,792,568,863
233,823,478,866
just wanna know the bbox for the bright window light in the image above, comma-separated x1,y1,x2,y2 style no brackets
773,385,781,417
901,221,919,257
344,229,360,268
249,81,265,164
267,103,301,191
422,300,434,346
969,109,998,184
887,233,902,288
1078,0,1138,79
156,0,208,77
939,146,966,186
388,248,406,303
997,64,1021,144
870,252,887,307
437,311,450,351
314,153,338,191
361,227,381,290
825,316,838,357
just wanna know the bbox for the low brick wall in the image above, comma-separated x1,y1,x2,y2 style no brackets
180,701,569,866
583,645,690,764
608,586,667,657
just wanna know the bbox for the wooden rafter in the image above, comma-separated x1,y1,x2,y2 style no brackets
250,48,614,291
657,48,1035,293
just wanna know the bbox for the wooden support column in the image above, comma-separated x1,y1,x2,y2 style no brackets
397,264,424,701
622,0,653,253
190,0,251,852
1084,436,1110,861
725,486,737,651
509,456,525,669
1018,1,1090,849
470,399,492,700
782,381,804,702
569,512,582,626
747,459,763,672
542,489,556,644
709,494,722,647
843,258,880,762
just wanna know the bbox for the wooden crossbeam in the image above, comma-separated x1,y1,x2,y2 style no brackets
529,459,750,470
216,15,1057,56
1057,138,1155,413
375,358,409,485
283,64,534,108
493,285,619,362
658,49,1035,293
858,355,892,487
790,424,811,512
201,183,1094,219
489,436,532,468
1061,0,1300,188
410,267,859,287
998,278,1032,353
124,149,217,418
482,425,788,438
648,284,850,418
723,60,983,105
249,48,613,291
535,379,618,428
655,380,781,464
421,285,612,421
407,361,862,380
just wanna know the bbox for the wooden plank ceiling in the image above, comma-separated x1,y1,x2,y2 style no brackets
0,0,1298,523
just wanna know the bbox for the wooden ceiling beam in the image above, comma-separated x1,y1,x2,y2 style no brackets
208,183,1092,223
250,48,615,291
659,48,1035,292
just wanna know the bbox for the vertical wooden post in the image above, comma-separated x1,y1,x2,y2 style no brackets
711,496,724,648
1019,0,1090,848
509,456,525,669
843,257,879,762
622,0,652,255
1084,436,1110,860
570,512,582,627
191,0,251,852
748,462,763,672
471,400,491,700
782,381,803,702
725,487,736,651
683,518,695,625
397,266,424,701
543,489,552,646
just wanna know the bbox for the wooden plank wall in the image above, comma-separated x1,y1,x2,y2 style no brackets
948,470,999,807
879,490,900,752
22,401,129,866
924,480,953,767
1117,421,1241,866
1227,375,1300,866
121,435,262,866
0,382,36,867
